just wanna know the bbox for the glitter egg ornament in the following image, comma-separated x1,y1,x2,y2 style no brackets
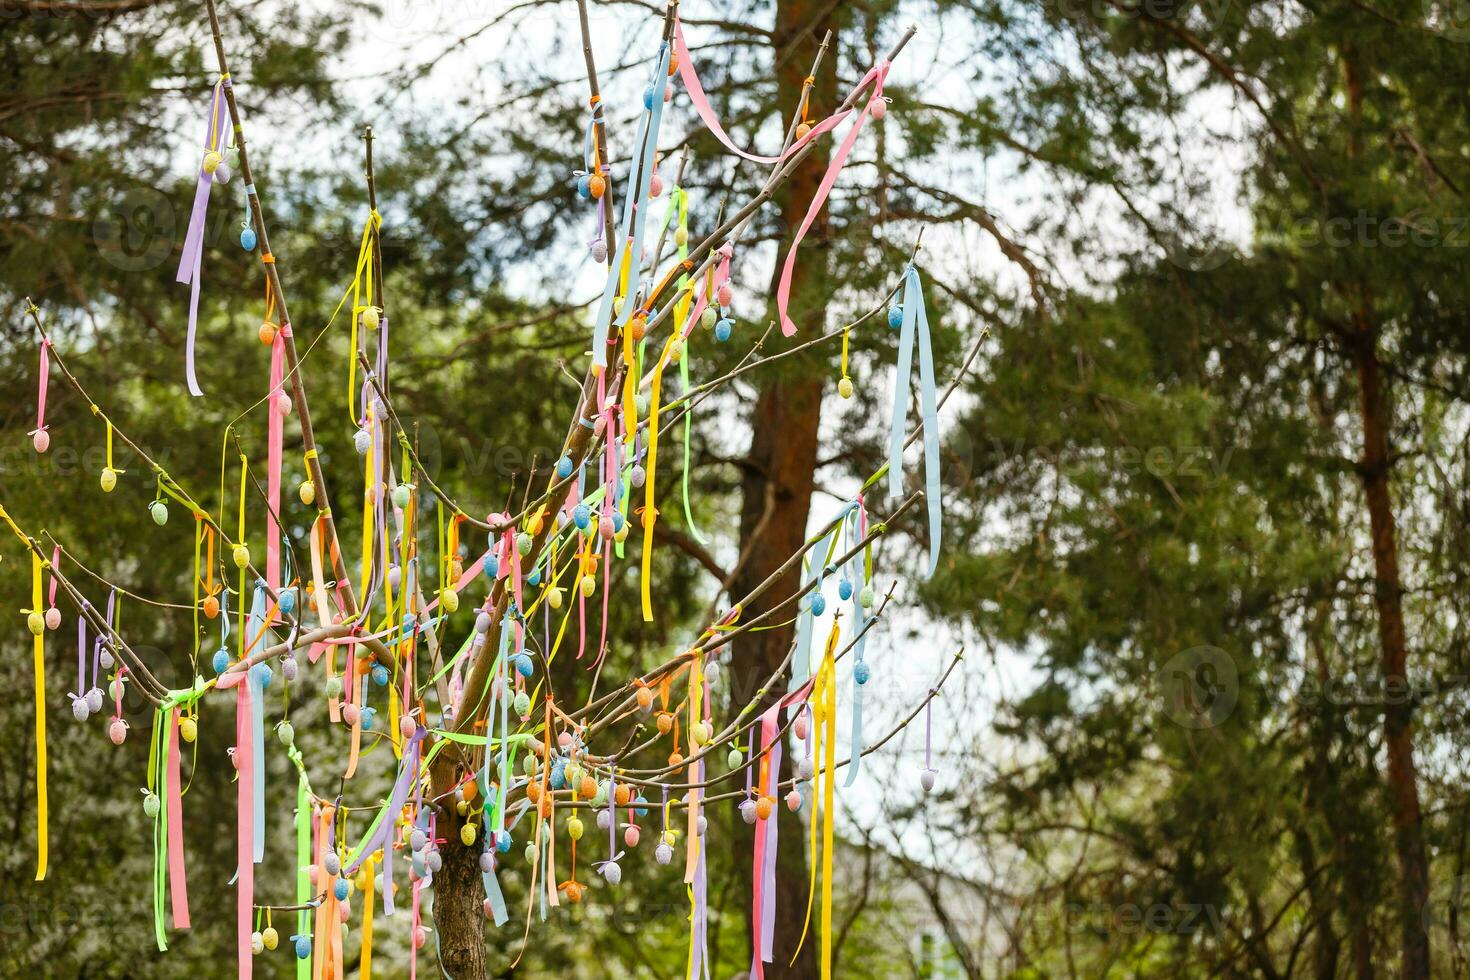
589,174,605,199
838,579,854,601
602,861,622,886
427,849,443,873
630,463,647,488
547,586,564,609
251,931,264,956
614,783,631,807
580,774,598,799
794,713,809,740
179,716,197,742
690,721,712,746
354,428,372,454
371,663,390,687
110,676,125,701
413,927,428,950
591,239,608,263
655,841,674,865
786,789,803,812
698,815,708,835
727,747,743,769
202,594,220,618
635,687,654,711
567,814,585,840
513,691,531,717
323,851,341,876
212,650,230,673
514,653,534,678
150,500,169,525
573,503,591,529
576,174,591,199
799,756,815,780
650,173,664,197
299,480,316,505
675,226,688,247
809,593,826,616
282,655,298,682
70,697,88,722
556,455,574,479
342,703,360,725
202,150,222,173
623,824,641,849
277,720,295,747
360,306,381,331
400,715,416,739
294,935,311,959
258,321,276,345
232,543,250,568
700,307,717,330
262,927,278,951
838,377,854,399
854,661,871,685
241,227,257,251
392,483,412,509
579,574,596,598
860,585,875,608
479,851,495,874
516,531,533,555
871,97,887,119
717,283,733,306
109,718,128,745
333,879,349,901
920,768,937,792
100,467,117,493
325,675,343,698
85,687,103,714
32,429,50,453
656,712,673,734
715,318,733,342
26,611,44,636
888,304,904,329
739,800,757,825
755,797,773,821
461,823,477,846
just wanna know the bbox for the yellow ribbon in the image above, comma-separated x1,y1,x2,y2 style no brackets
347,210,382,420
30,546,48,881
793,621,839,970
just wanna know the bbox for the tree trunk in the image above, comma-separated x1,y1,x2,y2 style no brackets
434,809,488,978
728,0,837,976
1352,320,1430,979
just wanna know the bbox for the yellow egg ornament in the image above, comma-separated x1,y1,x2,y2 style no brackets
360,306,381,331
441,588,460,613
203,150,222,174
179,716,197,742
100,467,117,493
547,586,564,609
299,480,316,505
460,822,477,846
233,544,251,569
262,927,279,951
27,611,45,636
838,377,854,399
567,814,584,840
579,574,596,598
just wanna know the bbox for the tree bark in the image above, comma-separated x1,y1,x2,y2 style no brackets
1352,319,1430,979
728,0,838,977
434,810,488,978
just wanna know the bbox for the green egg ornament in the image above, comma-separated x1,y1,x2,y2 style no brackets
392,483,412,509
150,500,169,525
838,377,854,399
233,543,251,569
100,467,117,493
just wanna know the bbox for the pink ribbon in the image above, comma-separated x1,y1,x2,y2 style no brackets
166,708,191,928
674,23,847,165
30,339,50,444
774,63,889,337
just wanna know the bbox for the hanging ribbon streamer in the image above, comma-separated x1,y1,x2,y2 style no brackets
27,547,48,880
589,41,671,368
266,327,287,594
844,500,871,787
30,337,51,452
347,210,382,419
886,265,942,576
177,74,231,397
774,64,889,337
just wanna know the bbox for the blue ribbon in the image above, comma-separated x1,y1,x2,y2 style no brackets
887,265,942,576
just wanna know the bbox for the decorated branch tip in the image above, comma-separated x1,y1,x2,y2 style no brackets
2,2,975,978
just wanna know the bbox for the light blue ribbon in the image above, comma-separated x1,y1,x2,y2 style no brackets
887,265,942,576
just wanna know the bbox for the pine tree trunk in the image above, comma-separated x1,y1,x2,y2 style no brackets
728,0,837,976
1352,320,1430,979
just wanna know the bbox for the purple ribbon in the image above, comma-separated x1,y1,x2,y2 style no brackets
177,78,230,397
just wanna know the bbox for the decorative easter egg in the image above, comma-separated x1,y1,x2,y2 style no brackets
516,531,533,555
478,850,495,874
809,593,826,617
635,687,654,711
614,783,631,807
109,718,128,745
514,653,534,678
277,720,295,746
786,788,804,812
580,774,598,799
697,815,708,836
262,927,278,951
513,691,531,717
591,240,608,263
715,318,733,342
333,879,349,901
475,611,492,634
110,676,125,701
577,174,591,199
294,935,311,959
567,814,584,840
920,768,937,792
727,748,743,769
354,428,372,455
325,675,343,698
460,822,477,846
32,429,50,453
252,662,272,688
258,321,276,345
755,796,773,820
589,174,605,198
324,851,341,875
299,480,316,505
579,574,596,598
794,713,809,740
655,841,674,865
560,881,585,904
71,697,88,722
100,467,117,493
202,594,220,618
556,455,574,479
650,173,664,197
573,503,591,530
202,150,222,173
546,586,564,609
251,931,264,956
717,283,733,306
690,721,712,746
624,825,640,848
860,585,875,608
215,162,231,184
888,304,903,329
232,543,250,568
602,861,622,886
179,716,197,742
668,338,684,363
26,611,44,636
796,122,812,140
360,306,381,331
370,663,389,687
277,587,296,616
392,483,412,509
85,687,103,714
342,703,360,725
700,307,717,330
150,500,169,525
362,706,378,730
212,650,230,673
675,226,688,247
413,926,429,950
855,661,871,685
240,227,258,251
870,97,887,120
656,712,673,734
630,463,647,488
739,800,757,825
